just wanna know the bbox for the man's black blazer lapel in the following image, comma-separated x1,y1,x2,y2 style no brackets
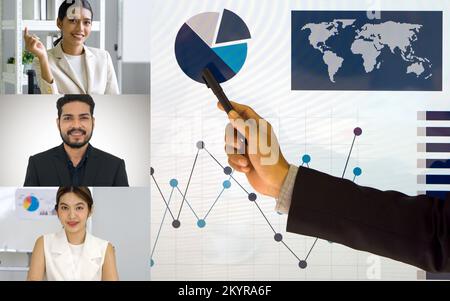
52,145,72,186
82,147,100,186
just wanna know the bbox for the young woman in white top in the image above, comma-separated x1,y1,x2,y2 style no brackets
27,187,119,281
24,0,119,94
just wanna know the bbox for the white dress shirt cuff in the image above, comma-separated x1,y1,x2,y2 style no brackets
275,164,299,215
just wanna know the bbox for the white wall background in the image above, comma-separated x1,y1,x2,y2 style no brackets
91,187,151,281
121,0,151,63
0,95,150,186
107,0,151,94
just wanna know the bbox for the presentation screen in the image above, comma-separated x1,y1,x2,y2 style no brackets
150,0,449,280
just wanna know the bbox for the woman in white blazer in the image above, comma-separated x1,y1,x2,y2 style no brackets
24,0,119,95
27,187,119,281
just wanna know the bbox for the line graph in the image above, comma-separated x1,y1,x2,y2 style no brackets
150,128,363,270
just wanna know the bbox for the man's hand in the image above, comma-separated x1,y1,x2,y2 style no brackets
219,101,290,198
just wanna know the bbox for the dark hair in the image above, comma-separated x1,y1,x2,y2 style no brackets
57,94,95,119
55,187,94,212
54,0,94,47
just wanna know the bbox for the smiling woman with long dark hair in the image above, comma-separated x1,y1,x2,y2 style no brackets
27,187,119,281
24,0,119,94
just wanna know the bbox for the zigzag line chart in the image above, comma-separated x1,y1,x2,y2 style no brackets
150,127,363,270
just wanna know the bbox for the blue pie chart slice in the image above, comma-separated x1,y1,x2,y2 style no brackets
175,23,237,83
212,43,248,74
23,195,39,212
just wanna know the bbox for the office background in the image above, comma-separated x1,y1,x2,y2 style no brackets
0,94,150,186
0,0,151,94
0,187,151,281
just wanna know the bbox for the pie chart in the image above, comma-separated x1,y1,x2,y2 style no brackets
23,195,40,212
175,9,251,83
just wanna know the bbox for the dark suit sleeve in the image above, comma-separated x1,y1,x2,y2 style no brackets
24,156,39,187
113,159,129,187
287,166,450,272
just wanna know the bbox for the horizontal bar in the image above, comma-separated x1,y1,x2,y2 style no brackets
417,175,450,185
417,159,450,168
417,111,450,121
417,127,450,137
418,143,450,153
424,191,449,200
427,272,450,280
0,250,32,253
0,267,29,272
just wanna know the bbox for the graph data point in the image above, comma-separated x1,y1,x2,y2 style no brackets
170,179,179,188
353,167,362,177
299,260,308,269
197,219,206,228
248,193,257,202
224,166,233,175
150,167,154,176
172,220,181,229
302,154,311,164
196,141,205,149
223,180,231,189
274,233,283,242
354,127,362,136
150,259,154,267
